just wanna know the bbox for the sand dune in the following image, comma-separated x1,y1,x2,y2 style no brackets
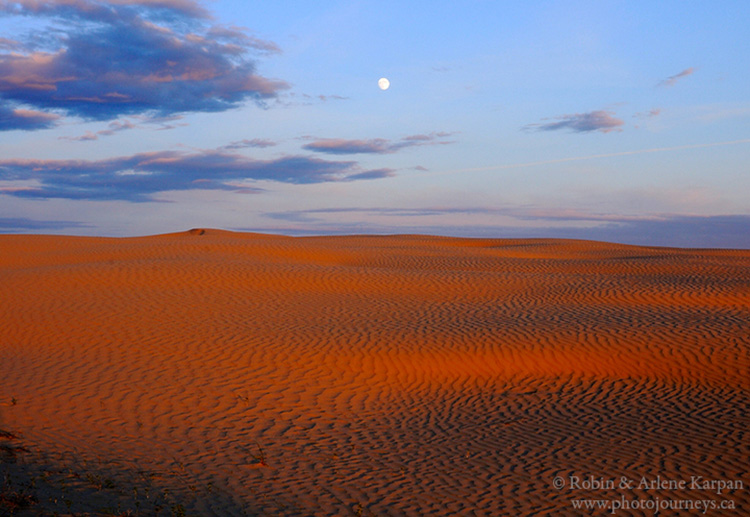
1,230,748,515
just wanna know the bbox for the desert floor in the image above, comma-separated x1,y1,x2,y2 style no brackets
1,230,748,516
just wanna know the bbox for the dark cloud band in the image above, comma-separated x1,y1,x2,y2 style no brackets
263,207,750,249
0,150,394,201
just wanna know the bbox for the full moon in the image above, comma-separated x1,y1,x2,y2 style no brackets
378,77,390,90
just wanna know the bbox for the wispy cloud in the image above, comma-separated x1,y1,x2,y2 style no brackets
0,149,392,201
658,67,695,87
280,92,348,107
221,138,277,150
303,132,456,155
59,113,189,141
0,0,289,130
524,110,624,133
261,207,750,248
266,206,655,223
0,37,21,50
59,118,139,141
634,108,662,119
98,119,138,136
142,114,189,131
0,216,89,232
342,169,395,181
316,94,348,102
303,138,395,154
443,139,750,174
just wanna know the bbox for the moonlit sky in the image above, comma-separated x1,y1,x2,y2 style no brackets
1,0,749,247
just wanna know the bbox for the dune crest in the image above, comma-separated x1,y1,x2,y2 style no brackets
1,231,748,515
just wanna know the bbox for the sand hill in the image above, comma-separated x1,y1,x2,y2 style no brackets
1,230,748,515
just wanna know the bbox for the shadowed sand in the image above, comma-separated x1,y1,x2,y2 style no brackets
1,230,748,515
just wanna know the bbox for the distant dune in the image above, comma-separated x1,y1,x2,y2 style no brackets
1,230,748,515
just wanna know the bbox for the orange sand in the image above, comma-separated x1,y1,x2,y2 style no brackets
1,230,748,515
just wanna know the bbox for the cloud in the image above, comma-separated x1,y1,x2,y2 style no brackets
222,138,277,150
303,132,456,155
303,138,394,154
0,216,89,232
316,94,348,102
0,149,391,201
0,37,21,50
532,214,750,248
0,0,289,129
342,168,395,181
524,110,624,133
261,207,750,248
263,205,657,226
90,0,211,19
658,67,695,87
634,108,661,119
140,113,188,130
61,131,98,141
402,131,454,142
0,103,60,130
264,206,509,223
98,119,138,136
60,118,139,141
443,139,750,174
0,0,212,26
280,92,348,107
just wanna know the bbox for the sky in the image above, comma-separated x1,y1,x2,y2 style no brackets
1,0,749,247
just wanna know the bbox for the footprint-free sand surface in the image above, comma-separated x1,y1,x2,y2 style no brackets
1,230,748,515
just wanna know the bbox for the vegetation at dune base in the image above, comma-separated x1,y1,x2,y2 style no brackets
0,430,202,516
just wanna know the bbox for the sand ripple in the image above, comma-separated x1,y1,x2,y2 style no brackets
1,231,748,515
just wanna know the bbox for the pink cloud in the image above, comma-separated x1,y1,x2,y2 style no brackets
658,68,695,87
524,110,625,134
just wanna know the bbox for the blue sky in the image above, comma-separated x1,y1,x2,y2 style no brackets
1,0,748,246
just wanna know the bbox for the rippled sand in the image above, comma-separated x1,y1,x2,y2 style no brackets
1,230,748,515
